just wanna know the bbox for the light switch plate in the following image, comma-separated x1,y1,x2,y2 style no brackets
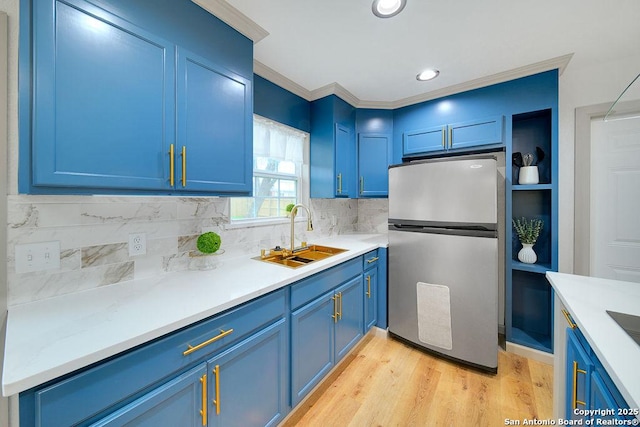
15,241,61,273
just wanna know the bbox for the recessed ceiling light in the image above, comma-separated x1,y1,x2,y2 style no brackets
416,69,440,81
372,0,407,18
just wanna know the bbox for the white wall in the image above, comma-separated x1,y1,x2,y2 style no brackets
557,54,640,273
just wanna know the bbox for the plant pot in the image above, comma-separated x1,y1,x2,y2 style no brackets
519,166,539,185
517,243,537,264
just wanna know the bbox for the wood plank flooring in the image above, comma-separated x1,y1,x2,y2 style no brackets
282,331,553,427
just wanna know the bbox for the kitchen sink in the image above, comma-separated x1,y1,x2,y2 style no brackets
255,244,347,268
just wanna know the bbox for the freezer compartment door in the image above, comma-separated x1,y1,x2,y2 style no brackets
388,228,498,370
389,156,497,225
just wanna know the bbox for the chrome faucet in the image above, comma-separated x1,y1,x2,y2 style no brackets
290,204,313,252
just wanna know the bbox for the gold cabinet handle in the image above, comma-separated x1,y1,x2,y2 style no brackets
183,328,234,356
366,276,371,298
448,126,453,148
331,294,338,323
181,146,187,187
337,173,342,194
338,291,343,320
360,176,364,194
199,374,207,425
572,361,587,409
562,309,577,329
212,364,221,415
169,144,175,187
441,127,446,149
366,257,379,264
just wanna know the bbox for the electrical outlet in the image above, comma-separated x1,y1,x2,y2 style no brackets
15,241,61,273
128,233,147,256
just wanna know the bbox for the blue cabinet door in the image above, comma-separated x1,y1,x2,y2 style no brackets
290,290,335,406
176,48,252,194
565,328,593,421
334,276,364,361
403,126,445,156
363,267,378,332
335,124,353,197
32,0,175,191
207,319,288,427
90,364,207,427
591,371,627,422
448,116,503,150
358,134,390,197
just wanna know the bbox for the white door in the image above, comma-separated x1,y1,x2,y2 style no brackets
590,113,640,282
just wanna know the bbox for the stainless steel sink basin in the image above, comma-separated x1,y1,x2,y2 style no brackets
255,244,347,268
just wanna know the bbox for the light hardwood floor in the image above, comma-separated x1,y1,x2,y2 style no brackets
282,331,553,427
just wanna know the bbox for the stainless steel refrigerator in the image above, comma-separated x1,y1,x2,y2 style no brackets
387,153,503,372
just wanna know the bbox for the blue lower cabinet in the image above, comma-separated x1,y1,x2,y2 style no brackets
90,364,208,427
207,319,288,427
565,328,593,421
565,327,635,423
291,274,364,406
363,266,378,332
290,290,336,406
334,276,364,361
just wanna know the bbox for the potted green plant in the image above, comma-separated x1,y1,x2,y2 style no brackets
285,203,295,217
196,231,222,254
512,217,543,264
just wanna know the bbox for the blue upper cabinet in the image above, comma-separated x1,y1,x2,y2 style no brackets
357,134,390,197
21,0,253,195
356,109,392,198
310,95,356,198
31,0,175,191
402,116,503,157
176,48,252,193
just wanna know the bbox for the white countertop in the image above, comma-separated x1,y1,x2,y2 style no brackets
546,272,640,410
2,234,387,397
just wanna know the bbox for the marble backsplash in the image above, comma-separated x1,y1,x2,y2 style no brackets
6,195,388,306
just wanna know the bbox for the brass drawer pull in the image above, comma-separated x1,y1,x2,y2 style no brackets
562,309,577,329
572,361,587,409
366,275,371,298
212,364,221,415
181,145,187,187
366,257,379,264
331,294,338,323
183,328,234,356
199,374,207,425
169,144,175,187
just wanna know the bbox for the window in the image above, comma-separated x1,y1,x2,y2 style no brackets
231,115,309,223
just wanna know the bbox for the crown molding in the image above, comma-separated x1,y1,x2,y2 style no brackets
390,53,574,109
310,83,361,107
255,53,574,110
191,0,269,43
253,60,312,100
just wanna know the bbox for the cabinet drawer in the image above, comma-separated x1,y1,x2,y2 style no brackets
363,250,379,270
31,289,285,427
290,258,362,310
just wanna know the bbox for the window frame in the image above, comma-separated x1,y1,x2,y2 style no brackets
229,115,310,228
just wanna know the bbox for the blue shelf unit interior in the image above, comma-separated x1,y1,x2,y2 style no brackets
507,108,557,354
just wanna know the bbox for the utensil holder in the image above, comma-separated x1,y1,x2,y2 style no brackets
519,166,539,185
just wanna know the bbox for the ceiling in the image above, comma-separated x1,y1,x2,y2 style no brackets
199,0,640,108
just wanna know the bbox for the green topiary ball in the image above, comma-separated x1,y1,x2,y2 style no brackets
196,232,221,254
